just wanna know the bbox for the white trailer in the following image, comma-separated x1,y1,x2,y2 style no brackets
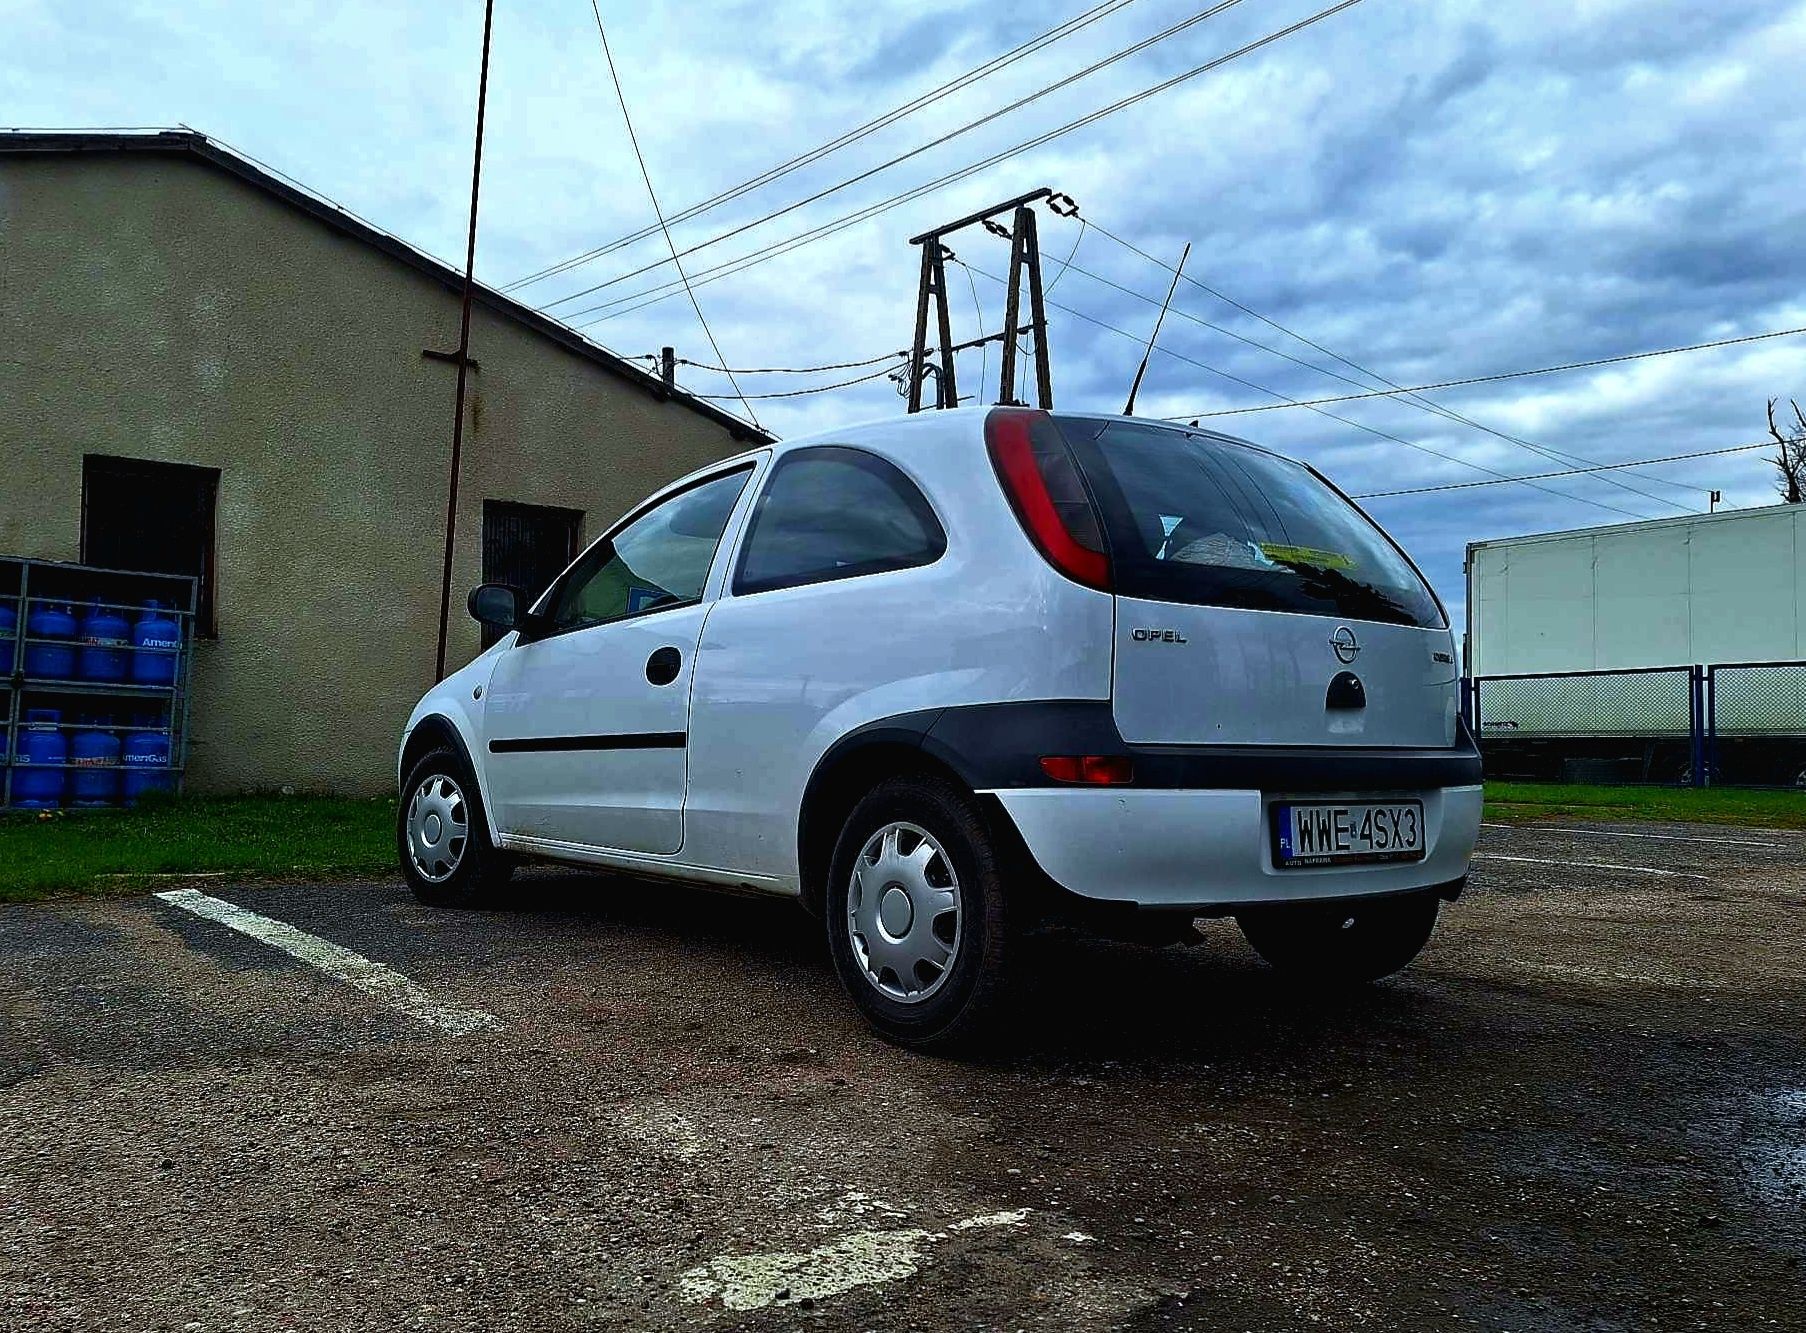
1466,505,1806,783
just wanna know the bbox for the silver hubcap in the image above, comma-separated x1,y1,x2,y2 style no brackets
406,774,469,883
846,821,961,1004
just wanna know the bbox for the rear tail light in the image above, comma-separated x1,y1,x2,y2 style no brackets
1039,755,1134,785
985,408,1111,590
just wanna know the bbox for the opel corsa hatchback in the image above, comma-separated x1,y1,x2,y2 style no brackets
399,408,1481,1047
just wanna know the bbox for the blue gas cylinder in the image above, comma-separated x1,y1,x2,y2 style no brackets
131,601,183,686
77,601,132,682
122,720,173,804
69,721,123,807
15,709,68,808
24,602,77,680
0,599,16,666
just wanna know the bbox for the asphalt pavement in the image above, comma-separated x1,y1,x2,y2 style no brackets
2,820,1802,1332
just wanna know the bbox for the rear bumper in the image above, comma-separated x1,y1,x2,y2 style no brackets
987,783,1483,910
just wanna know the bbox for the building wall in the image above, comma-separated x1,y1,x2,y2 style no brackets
0,152,747,794
1468,505,1806,675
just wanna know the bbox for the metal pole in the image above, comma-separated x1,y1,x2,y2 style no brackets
660,346,676,395
1690,665,1706,787
433,0,496,682
1704,665,1718,787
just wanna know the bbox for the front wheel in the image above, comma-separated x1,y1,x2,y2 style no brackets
397,745,514,907
824,775,1012,1050
1235,891,1440,985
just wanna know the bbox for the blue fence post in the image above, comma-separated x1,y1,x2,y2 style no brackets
1689,665,1706,787
1704,665,1717,787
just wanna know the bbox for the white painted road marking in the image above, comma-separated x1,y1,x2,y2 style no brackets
680,1209,1030,1311
155,888,501,1036
1471,853,1709,880
1482,823,1780,849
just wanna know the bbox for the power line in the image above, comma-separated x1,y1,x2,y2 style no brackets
503,0,1143,293
559,0,1369,329
954,257,1653,520
587,1,760,432
959,261,989,392
1043,215,1089,297
645,349,908,375
1353,440,1777,499
1077,219,1698,512
691,362,904,400
539,0,1254,314
1164,323,1806,419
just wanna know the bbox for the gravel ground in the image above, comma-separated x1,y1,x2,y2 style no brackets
1,819,1802,1332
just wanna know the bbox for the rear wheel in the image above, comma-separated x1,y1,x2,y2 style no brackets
397,745,513,906
1235,891,1439,985
824,775,1011,1050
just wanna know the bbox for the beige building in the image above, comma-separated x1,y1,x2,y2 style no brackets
0,129,764,795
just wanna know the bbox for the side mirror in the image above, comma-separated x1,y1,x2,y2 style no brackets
467,583,523,632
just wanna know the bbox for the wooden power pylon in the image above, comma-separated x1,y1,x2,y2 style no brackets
905,188,1068,412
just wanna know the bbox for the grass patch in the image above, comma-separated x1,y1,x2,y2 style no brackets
1485,781,1806,830
0,795,395,903
6,782,1799,905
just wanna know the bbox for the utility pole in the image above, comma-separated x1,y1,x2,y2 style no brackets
433,0,496,682
905,188,1064,412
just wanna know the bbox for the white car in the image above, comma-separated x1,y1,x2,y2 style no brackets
398,408,1481,1047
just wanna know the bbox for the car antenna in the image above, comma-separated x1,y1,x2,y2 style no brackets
1122,241,1190,418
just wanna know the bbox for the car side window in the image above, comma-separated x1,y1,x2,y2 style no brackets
734,446,946,596
538,466,752,634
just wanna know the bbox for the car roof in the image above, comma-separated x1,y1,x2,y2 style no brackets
670,407,1302,496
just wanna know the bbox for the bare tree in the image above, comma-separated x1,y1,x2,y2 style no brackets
1768,398,1806,503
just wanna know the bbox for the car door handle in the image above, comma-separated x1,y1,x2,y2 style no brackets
646,646,682,686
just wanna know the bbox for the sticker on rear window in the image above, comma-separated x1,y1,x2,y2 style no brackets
1258,542,1356,571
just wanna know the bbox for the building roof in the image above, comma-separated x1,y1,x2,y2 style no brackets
0,128,771,444
1466,501,1799,554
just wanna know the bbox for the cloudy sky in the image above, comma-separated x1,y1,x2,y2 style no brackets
8,0,1805,627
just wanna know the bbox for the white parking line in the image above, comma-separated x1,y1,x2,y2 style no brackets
155,888,501,1036
1481,823,1780,849
1470,854,1708,880
680,1209,1030,1311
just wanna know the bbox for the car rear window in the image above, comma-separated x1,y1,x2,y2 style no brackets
1054,417,1445,629
734,446,946,596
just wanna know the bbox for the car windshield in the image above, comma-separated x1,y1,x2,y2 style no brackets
1055,417,1445,629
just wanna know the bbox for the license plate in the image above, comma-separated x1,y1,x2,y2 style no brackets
1272,800,1425,867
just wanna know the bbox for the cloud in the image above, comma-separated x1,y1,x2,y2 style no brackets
7,0,1806,621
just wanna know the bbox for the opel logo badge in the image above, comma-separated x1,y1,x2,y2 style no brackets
1330,625,1360,664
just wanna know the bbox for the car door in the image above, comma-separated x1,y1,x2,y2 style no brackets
480,463,757,854
684,445,952,879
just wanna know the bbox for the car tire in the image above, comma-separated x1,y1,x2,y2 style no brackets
1235,891,1440,985
824,774,1012,1050
397,745,514,907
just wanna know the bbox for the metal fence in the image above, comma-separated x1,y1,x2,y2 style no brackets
1467,662,1806,788
1474,667,1696,740
1705,660,1806,788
